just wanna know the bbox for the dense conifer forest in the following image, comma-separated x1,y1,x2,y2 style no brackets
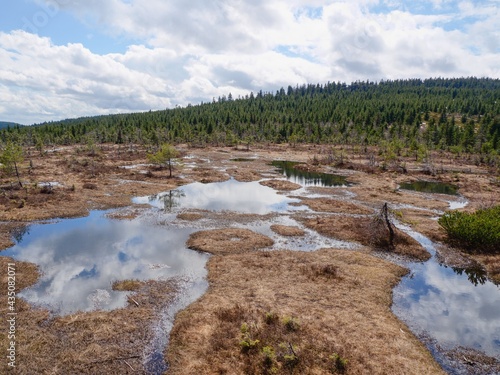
2,78,499,156
0,122,22,130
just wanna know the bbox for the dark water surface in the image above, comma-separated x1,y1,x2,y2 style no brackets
271,160,350,187
399,180,459,195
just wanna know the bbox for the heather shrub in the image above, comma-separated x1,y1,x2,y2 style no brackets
438,206,500,253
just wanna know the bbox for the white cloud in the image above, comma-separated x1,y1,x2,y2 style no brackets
0,31,173,124
0,0,499,124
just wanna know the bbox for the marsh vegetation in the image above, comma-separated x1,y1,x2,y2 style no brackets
0,77,499,374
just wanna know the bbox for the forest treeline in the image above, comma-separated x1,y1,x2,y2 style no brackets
2,77,499,156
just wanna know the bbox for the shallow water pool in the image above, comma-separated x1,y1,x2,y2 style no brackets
2,211,208,315
392,225,500,371
133,178,305,214
271,160,350,187
399,180,459,195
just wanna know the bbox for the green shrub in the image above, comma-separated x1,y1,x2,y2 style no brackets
329,353,348,373
281,316,300,331
438,206,500,253
261,346,276,369
278,342,300,369
264,311,279,325
240,337,259,352
240,322,259,353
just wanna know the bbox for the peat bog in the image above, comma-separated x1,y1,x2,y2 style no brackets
1,144,499,374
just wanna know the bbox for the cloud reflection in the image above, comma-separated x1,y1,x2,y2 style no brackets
3,211,208,315
393,251,500,358
133,179,301,214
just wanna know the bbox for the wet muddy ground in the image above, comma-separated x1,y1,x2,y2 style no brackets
1,143,499,374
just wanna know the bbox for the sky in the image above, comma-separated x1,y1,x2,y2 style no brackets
0,0,499,125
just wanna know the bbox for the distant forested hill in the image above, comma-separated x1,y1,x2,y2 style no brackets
0,122,23,130
1,78,499,155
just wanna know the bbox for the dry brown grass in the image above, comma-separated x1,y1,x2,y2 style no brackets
298,197,373,215
227,168,263,182
187,228,274,255
112,279,145,291
394,208,446,242
0,144,184,224
0,264,177,374
300,215,430,261
106,206,149,220
176,212,204,221
259,179,301,191
0,222,27,250
270,225,306,237
166,249,444,374
1,143,500,373
191,167,229,183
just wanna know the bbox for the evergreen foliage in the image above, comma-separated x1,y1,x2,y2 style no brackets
438,206,500,253
0,142,24,187
1,78,499,156
147,144,180,177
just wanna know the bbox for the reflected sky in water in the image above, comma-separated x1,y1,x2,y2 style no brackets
2,176,499,370
392,228,500,359
133,179,303,214
3,211,208,315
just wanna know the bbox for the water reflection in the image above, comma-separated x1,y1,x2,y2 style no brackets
392,227,500,360
230,158,255,162
2,211,209,315
11,224,31,244
134,179,303,214
452,266,488,286
271,160,349,187
149,190,186,212
399,180,458,195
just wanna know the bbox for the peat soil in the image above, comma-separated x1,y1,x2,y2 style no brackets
1,143,499,374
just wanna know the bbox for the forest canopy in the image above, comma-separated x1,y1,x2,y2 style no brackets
1,78,499,155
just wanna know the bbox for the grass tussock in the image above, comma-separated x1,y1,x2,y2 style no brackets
299,197,373,215
112,279,144,291
186,228,274,255
166,250,444,374
0,267,177,374
270,225,306,237
300,214,430,261
301,263,341,281
176,212,204,221
259,179,301,191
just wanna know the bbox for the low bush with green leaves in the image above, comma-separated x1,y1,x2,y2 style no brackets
234,311,349,374
438,205,500,253
329,353,348,373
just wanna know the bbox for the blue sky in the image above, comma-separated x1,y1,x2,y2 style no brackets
0,0,498,125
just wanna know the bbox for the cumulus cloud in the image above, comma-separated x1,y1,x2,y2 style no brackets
0,0,499,124
0,31,173,124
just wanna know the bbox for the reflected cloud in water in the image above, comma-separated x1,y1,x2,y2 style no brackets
3,211,208,315
133,179,303,214
393,227,500,359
